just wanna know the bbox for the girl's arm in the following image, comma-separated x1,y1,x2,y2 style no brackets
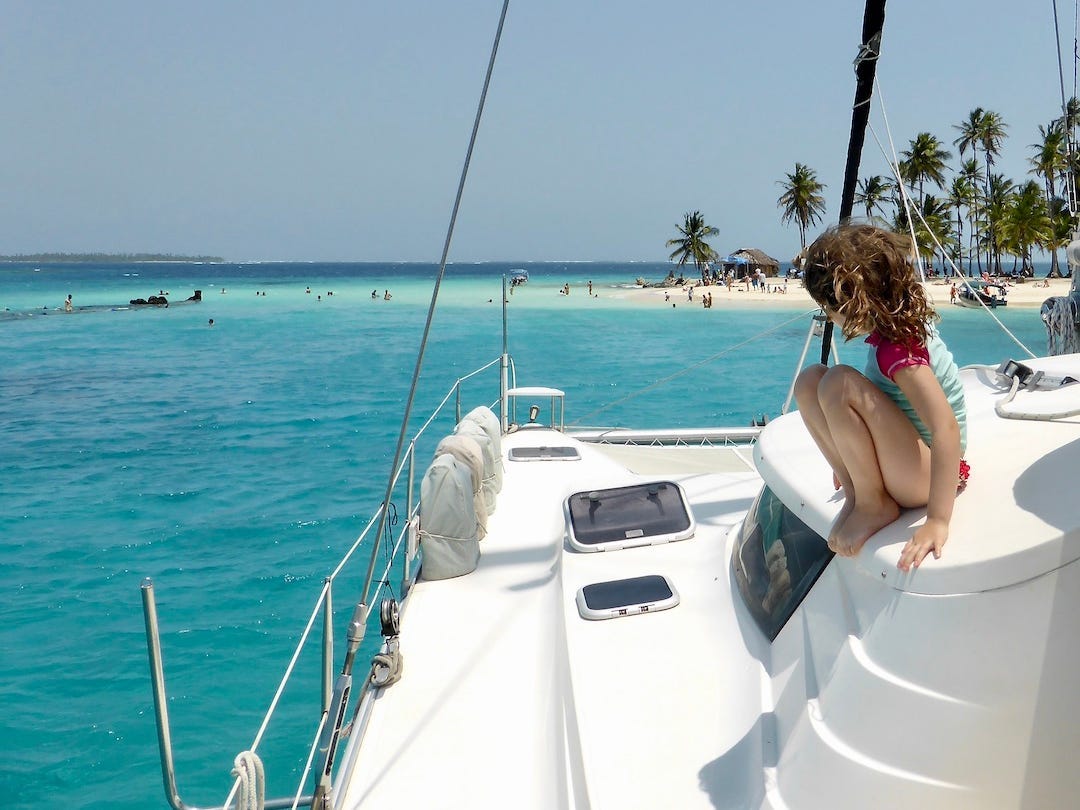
892,364,962,571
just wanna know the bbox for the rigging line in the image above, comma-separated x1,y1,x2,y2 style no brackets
866,79,1037,360
866,77,924,280
1054,0,1071,117
567,309,817,427
360,0,511,609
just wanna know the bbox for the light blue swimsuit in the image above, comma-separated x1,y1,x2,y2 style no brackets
863,327,967,453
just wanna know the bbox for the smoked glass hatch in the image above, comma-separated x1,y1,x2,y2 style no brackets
508,446,581,461
566,481,694,552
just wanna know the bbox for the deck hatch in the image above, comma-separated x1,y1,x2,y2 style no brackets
575,574,680,620
566,481,694,552
508,446,581,461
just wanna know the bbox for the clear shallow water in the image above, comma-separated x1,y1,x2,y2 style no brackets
0,262,1055,809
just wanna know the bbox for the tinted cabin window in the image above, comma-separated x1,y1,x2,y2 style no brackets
732,486,833,641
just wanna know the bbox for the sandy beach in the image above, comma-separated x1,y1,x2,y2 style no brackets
601,275,1074,310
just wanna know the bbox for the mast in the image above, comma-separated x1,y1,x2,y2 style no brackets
820,0,888,363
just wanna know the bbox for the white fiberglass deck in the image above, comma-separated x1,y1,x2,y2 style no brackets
333,429,764,809
334,354,1080,809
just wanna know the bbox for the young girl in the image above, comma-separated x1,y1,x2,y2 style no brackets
793,223,968,572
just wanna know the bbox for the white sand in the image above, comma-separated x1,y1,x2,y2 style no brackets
599,276,1075,310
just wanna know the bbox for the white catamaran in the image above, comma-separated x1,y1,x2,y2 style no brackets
141,1,1080,808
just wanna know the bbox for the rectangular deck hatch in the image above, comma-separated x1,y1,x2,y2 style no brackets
566,481,694,552
575,574,680,620
508,446,581,462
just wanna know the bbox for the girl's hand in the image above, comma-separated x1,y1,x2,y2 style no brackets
898,518,948,572
832,470,842,491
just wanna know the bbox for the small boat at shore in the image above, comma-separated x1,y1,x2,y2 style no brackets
956,280,1008,308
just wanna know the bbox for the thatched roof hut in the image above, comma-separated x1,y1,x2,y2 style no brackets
721,247,782,278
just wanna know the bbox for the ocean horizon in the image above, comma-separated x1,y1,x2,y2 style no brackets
0,261,1059,809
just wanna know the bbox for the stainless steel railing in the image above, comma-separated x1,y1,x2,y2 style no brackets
141,356,510,810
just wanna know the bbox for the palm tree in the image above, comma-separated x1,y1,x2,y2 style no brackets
946,175,977,275
953,108,985,165
976,110,1008,199
896,194,951,273
983,173,1015,274
956,158,983,274
1002,181,1052,275
666,211,719,285
854,175,893,222
954,110,986,271
1043,196,1073,277
1029,124,1068,204
776,163,827,249
899,133,952,205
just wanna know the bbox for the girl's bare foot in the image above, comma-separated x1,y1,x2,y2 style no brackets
827,490,855,552
832,495,900,556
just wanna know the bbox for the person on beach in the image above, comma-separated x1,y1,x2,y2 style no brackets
64,294,73,312
793,223,968,572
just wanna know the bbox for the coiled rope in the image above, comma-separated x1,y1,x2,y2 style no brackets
231,751,266,810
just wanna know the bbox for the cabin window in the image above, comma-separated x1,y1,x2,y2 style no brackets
731,486,832,641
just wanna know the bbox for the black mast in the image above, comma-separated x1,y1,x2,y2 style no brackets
820,0,888,363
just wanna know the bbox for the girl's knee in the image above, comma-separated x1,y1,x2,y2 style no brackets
794,364,828,405
818,364,869,406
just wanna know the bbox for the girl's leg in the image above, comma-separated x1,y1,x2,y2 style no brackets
817,365,931,555
794,365,857,540
793,365,845,477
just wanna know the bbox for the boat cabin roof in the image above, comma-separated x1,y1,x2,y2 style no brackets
755,354,1080,595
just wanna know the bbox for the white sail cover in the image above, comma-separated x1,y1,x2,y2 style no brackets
454,419,497,515
418,454,480,580
461,406,504,493
434,433,487,540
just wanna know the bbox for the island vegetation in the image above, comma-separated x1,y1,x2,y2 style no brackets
774,101,1080,278
0,252,223,263
666,211,719,285
672,100,1080,280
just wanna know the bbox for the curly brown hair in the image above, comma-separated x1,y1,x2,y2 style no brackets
802,222,937,345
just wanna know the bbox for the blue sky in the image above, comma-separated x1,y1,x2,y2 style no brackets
0,1,1068,262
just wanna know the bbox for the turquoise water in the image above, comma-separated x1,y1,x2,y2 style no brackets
0,262,1054,809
